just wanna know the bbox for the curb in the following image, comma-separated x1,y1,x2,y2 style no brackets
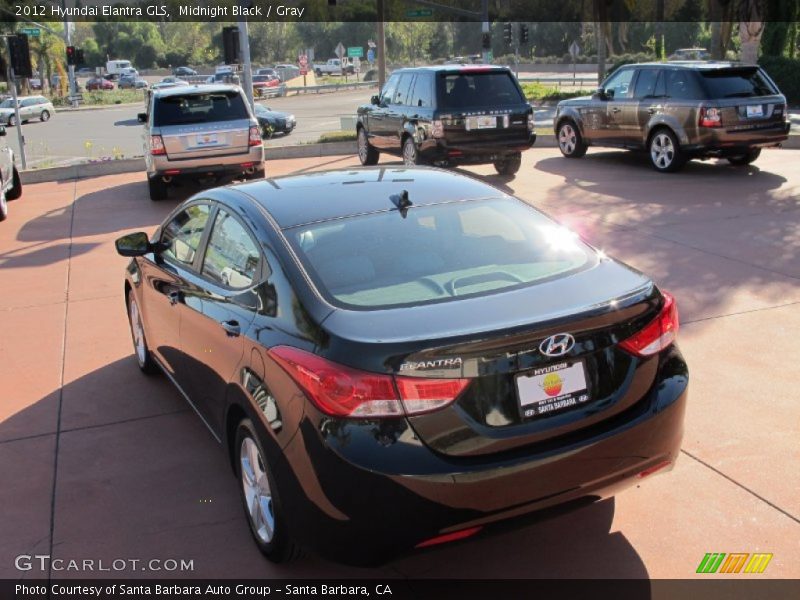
56,102,144,113
18,136,800,185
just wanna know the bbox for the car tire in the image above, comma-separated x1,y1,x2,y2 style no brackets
235,419,301,563
357,127,379,166
7,167,22,201
315,69,322,77
40,110,50,122
127,291,159,375
148,176,168,201
7,115,15,127
727,148,761,166
247,168,266,181
493,152,522,176
0,189,7,222
557,121,587,158
648,128,686,173
402,135,420,166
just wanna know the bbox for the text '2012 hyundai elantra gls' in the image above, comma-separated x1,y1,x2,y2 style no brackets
116,167,687,565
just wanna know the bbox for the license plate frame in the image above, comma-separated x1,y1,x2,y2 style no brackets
516,360,591,420
745,105,764,118
466,115,497,131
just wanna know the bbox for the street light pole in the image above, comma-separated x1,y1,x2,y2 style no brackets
3,36,27,170
377,0,386,89
238,19,254,111
62,0,77,107
481,0,490,64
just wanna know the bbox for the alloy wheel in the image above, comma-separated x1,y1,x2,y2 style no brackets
559,124,577,155
240,437,275,544
651,133,675,169
128,295,146,367
403,138,417,166
357,129,368,163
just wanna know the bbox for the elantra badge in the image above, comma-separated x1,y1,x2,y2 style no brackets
539,334,575,357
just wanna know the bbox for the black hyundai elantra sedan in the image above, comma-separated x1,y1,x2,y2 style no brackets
116,167,687,565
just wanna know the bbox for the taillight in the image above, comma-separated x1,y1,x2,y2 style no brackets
249,126,262,146
149,135,165,155
619,292,679,357
431,119,444,138
269,346,469,418
699,107,722,128
527,113,535,131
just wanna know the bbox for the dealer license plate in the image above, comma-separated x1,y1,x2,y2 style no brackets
195,133,219,147
516,361,590,419
466,115,497,130
746,105,764,118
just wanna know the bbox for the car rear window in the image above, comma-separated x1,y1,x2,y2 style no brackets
438,71,526,109
153,91,249,126
700,68,778,98
285,197,593,310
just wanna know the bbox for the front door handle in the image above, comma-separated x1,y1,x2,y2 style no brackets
167,291,182,305
611,107,621,113
647,107,657,114
221,320,241,337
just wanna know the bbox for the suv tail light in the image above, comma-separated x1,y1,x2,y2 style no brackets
149,135,166,156
269,346,470,418
619,292,679,357
699,107,723,128
249,126,262,146
431,119,444,138
527,113,535,131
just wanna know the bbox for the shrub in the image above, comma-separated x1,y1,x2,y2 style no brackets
317,130,357,143
521,82,587,102
759,56,800,106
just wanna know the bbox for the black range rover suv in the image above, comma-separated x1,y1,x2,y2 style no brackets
357,65,536,175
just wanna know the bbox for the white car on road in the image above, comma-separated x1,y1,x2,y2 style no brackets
0,96,55,126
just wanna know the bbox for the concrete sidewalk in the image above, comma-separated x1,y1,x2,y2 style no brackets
1,149,799,580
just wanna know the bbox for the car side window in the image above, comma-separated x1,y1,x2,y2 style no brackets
410,73,433,107
633,69,661,99
665,70,705,100
394,74,414,105
380,74,400,106
201,209,261,289
603,68,635,99
160,203,211,268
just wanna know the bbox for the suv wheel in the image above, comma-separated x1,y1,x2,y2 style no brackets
7,115,15,127
148,176,168,201
402,136,420,166
649,129,686,173
0,189,7,222
40,110,50,122
236,419,301,563
7,167,22,201
557,121,587,158
357,128,379,166
494,152,522,176
127,291,158,374
727,148,761,166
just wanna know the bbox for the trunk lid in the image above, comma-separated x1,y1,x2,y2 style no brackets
160,119,251,159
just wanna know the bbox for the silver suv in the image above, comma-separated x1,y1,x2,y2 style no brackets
0,125,22,221
138,85,264,201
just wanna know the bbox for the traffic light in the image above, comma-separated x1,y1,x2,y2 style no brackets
481,32,491,50
222,26,240,65
76,49,85,65
66,46,76,66
520,25,529,45
9,34,32,78
502,23,513,46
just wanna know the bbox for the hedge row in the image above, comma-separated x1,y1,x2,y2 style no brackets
759,56,800,107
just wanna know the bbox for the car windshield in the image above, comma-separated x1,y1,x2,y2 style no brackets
0,99,16,108
253,75,272,82
285,197,593,310
438,71,526,109
700,68,778,98
153,91,249,126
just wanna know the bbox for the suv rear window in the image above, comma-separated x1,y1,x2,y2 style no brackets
285,197,592,310
699,68,778,98
438,71,525,110
153,91,249,127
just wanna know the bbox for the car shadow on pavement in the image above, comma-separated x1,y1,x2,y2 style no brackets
1,350,649,582
113,119,142,127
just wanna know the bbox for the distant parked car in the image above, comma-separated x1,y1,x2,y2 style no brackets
151,77,190,91
554,61,791,172
254,103,295,136
255,68,278,78
274,64,300,82
0,124,22,222
29,78,42,90
173,66,197,77
252,74,282,97
86,77,115,91
0,96,55,125
76,67,96,76
118,74,148,90
669,48,710,61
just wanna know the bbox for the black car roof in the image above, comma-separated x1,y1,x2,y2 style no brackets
620,61,755,70
232,167,506,229
391,65,512,74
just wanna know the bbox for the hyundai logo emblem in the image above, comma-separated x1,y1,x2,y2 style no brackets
539,333,575,357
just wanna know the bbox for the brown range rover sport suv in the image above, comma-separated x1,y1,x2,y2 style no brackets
554,61,790,172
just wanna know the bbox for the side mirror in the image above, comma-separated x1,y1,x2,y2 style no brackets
593,87,607,100
0,125,6,137
115,232,153,257
137,112,147,123
370,95,380,105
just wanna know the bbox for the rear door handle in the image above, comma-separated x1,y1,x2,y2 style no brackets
221,320,241,337
167,291,182,305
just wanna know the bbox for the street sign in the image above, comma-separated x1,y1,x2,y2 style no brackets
367,48,375,64
406,9,433,17
335,42,345,60
298,54,308,75
569,41,581,58
347,46,363,58
21,28,40,38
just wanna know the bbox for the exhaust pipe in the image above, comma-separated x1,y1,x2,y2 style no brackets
162,176,172,183
244,166,255,176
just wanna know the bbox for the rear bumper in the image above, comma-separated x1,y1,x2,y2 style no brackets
275,346,687,565
147,146,264,177
419,133,536,164
685,122,790,154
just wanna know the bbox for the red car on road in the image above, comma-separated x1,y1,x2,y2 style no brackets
86,77,114,91
252,74,281,97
